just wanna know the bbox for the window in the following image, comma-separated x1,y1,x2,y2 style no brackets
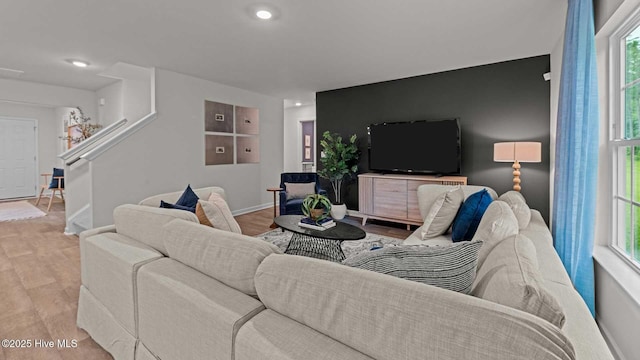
611,19,640,269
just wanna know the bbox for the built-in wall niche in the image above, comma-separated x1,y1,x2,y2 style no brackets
204,100,260,165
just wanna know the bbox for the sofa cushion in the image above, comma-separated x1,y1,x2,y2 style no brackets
343,241,483,294
498,191,532,229
420,186,464,239
285,182,316,200
137,259,264,360
255,255,575,360
174,184,199,208
520,210,573,286
162,219,281,296
544,282,615,360
235,310,373,360
113,204,198,255
451,189,493,242
471,234,566,328
472,200,519,268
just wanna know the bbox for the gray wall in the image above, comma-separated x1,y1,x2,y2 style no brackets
316,55,551,222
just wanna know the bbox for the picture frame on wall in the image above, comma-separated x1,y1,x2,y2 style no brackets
205,135,234,165
235,106,259,135
236,136,260,164
205,101,234,133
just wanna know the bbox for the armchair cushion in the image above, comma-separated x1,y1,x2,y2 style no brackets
279,173,325,216
285,182,316,200
49,168,64,189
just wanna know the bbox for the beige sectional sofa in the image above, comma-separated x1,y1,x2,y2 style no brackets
77,185,613,360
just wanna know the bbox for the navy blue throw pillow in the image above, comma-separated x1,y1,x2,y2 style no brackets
451,189,493,242
175,184,199,209
160,200,196,213
49,168,64,189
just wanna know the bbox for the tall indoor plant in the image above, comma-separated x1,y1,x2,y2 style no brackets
317,131,360,219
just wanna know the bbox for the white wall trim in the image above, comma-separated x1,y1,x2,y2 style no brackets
81,112,155,161
231,202,272,216
597,320,627,360
593,246,640,308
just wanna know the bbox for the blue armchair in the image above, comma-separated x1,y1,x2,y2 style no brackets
279,172,327,216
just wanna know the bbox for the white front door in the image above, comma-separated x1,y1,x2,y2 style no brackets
0,118,37,199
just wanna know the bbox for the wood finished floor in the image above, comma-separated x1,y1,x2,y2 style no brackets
0,201,411,360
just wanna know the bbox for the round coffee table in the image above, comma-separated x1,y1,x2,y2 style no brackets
274,215,366,262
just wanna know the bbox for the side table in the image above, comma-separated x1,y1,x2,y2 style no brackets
266,187,283,228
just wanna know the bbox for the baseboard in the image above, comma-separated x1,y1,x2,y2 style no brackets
597,319,626,360
346,209,362,218
232,202,273,216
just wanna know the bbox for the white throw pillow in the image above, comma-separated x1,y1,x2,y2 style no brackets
498,191,531,229
285,182,316,200
420,187,464,239
472,200,519,268
194,194,242,233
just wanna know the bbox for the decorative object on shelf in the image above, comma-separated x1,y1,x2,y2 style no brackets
60,107,102,149
301,194,332,222
317,131,360,220
493,142,541,191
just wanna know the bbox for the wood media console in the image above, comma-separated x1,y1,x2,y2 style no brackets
358,173,467,229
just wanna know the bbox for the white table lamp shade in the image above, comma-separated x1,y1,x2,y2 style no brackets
493,141,541,192
493,142,541,163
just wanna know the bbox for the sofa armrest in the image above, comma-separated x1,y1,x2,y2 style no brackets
79,225,116,243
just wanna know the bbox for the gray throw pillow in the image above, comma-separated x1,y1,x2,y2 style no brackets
285,182,316,200
421,186,464,239
498,191,531,229
343,241,483,294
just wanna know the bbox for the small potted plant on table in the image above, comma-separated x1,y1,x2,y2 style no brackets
301,194,332,223
317,131,360,220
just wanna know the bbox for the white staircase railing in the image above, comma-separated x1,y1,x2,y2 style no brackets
62,112,157,234
81,112,156,161
58,118,128,165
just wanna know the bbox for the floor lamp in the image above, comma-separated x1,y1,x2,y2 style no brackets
494,142,541,191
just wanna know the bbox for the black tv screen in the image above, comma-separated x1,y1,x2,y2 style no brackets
368,119,461,175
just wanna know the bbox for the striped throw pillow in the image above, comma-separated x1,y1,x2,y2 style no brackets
343,241,483,294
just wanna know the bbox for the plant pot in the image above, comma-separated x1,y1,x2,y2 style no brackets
310,208,325,220
330,203,347,220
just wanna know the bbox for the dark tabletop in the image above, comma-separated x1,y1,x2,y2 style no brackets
274,215,366,241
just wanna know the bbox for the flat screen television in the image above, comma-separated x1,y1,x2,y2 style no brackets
368,119,461,175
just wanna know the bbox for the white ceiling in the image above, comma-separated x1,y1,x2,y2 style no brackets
0,0,566,102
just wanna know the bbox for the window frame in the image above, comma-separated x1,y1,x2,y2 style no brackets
609,8,640,273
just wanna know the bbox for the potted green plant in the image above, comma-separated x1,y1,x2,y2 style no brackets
301,194,332,222
317,131,360,220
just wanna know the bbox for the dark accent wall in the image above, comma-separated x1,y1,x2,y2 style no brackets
316,55,551,222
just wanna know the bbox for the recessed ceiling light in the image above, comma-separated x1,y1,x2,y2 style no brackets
295,102,302,106
68,60,89,68
256,10,272,20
